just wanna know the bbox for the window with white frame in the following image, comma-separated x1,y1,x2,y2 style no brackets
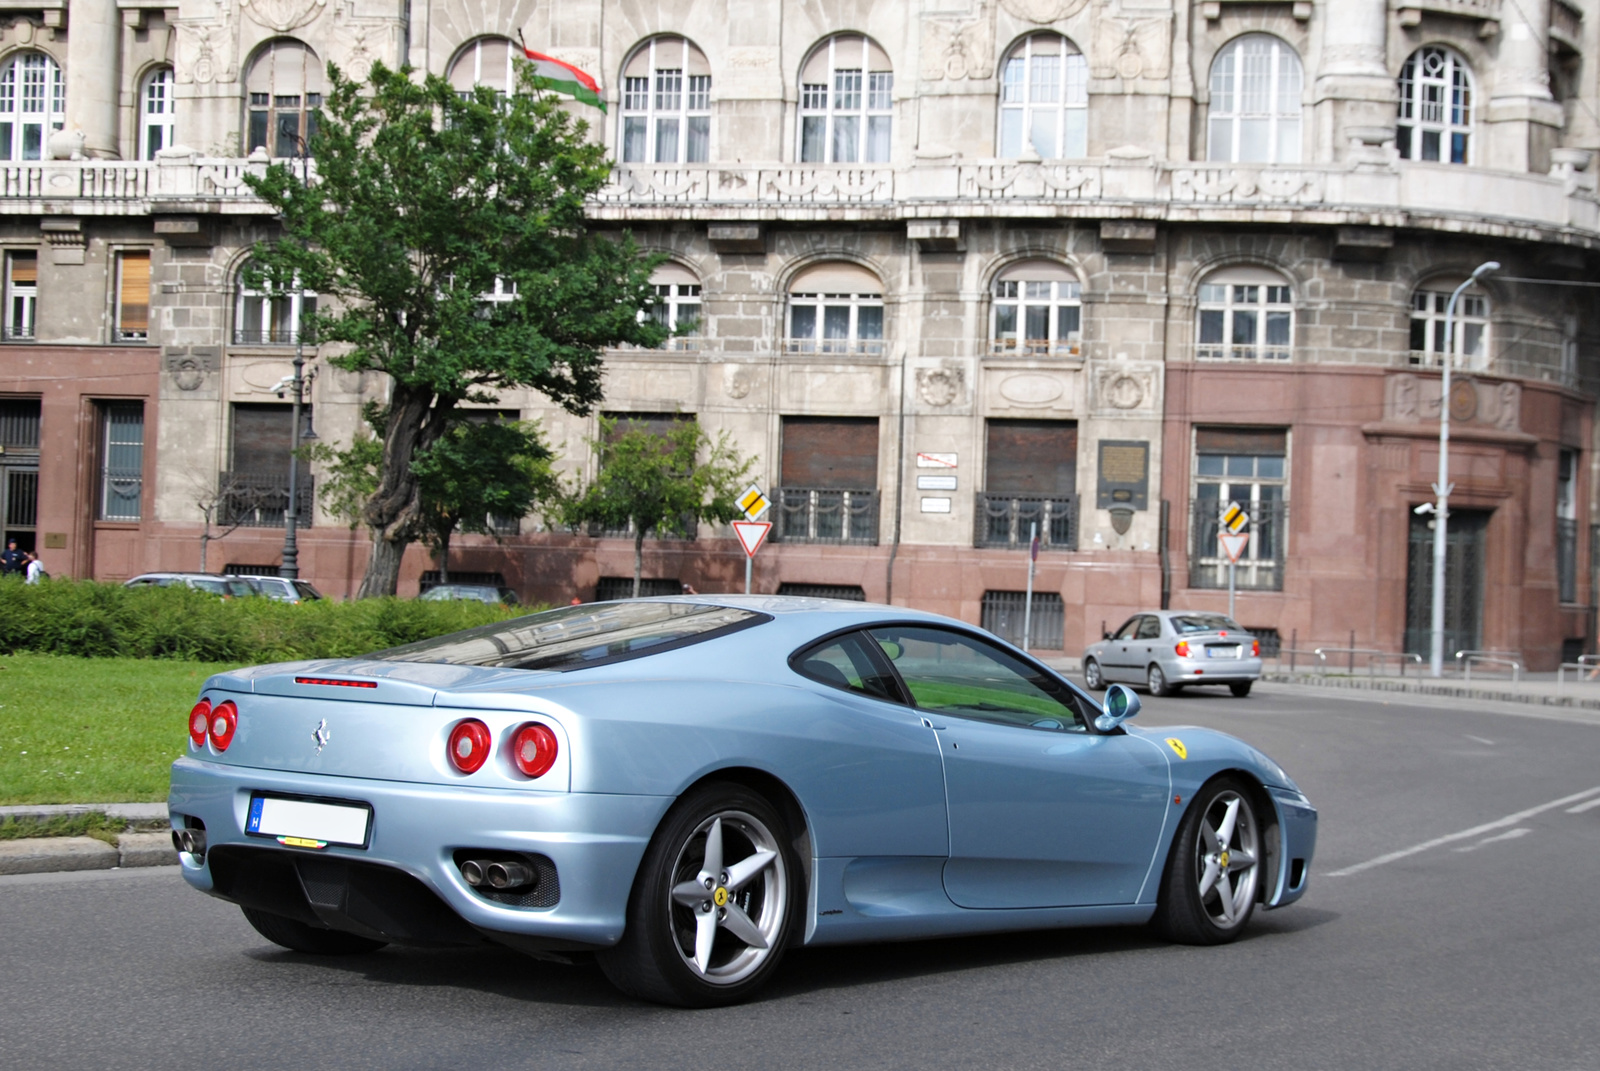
140,67,176,160
620,37,711,164
1190,426,1288,592
1197,267,1293,362
1408,284,1488,367
234,260,317,345
786,262,884,355
990,260,1081,357
245,40,324,157
447,36,515,99
798,35,893,164
1397,47,1473,165
646,262,702,349
0,52,64,162
998,34,1088,159
5,251,36,340
1207,34,1302,164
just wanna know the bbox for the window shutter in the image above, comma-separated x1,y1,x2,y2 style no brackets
1194,427,1287,456
119,252,150,336
781,417,879,489
984,420,1078,495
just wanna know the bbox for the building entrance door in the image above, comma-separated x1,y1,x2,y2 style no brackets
1405,508,1489,657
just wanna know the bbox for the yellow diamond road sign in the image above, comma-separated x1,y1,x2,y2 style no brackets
738,484,770,522
1221,501,1249,534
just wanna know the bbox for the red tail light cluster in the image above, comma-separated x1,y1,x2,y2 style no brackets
1174,640,1191,658
446,719,560,779
1252,639,1261,657
188,700,212,748
209,701,238,751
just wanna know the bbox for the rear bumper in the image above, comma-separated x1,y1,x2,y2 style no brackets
1170,656,1262,684
168,757,672,949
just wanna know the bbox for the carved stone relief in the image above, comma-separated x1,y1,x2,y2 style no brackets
723,365,753,400
915,362,966,407
920,18,992,82
1384,373,1521,432
175,5,240,85
996,372,1065,407
240,0,327,34
165,347,219,391
1000,0,1090,24
1090,10,1171,83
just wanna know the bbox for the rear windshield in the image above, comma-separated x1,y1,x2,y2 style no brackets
370,600,769,672
1171,614,1244,634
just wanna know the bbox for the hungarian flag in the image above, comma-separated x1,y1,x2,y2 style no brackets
519,45,606,112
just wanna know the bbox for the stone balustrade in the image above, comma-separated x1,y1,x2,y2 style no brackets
2,154,1595,241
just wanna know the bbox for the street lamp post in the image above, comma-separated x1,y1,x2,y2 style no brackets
279,126,313,581
1429,260,1499,677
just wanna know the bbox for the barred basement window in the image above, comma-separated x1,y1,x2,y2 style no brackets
777,583,866,601
981,591,1065,651
596,576,683,600
100,403,144,521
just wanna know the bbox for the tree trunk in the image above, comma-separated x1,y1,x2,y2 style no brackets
199,532,209,574
632,525,645,598
358,535,405,600
438,527,451,585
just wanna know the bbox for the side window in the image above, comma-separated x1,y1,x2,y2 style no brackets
1112,617,1140,640
1135,616,1162,640
792,632,902,702
869,626,1086,733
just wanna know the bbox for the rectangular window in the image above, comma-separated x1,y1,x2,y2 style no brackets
654,69,682,112
834,69,862,111
978,419,1078,550
686,116,710,163
654,117,680,162
622,116,647,163
1190,427,1288,592
1558,449,1578,604
868,72,893,111
800,116,826,162
116,251,150,342
248,107,269,154
779,417,880,545
99,403,144,521
687,75,711,112
6,251,36,340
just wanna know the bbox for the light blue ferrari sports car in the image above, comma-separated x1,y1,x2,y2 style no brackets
169,596,1316,1006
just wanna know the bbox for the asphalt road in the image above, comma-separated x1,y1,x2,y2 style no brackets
3,684,1598,1071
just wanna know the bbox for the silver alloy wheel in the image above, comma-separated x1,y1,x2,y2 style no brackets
1195,789,1259,929
1148,664,1167,695
1084,659,1103,690
667,810,788,986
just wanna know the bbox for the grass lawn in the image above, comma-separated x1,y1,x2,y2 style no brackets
0,654,244,805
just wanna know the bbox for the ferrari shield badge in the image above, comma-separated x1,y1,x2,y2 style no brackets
1165,737,1188,760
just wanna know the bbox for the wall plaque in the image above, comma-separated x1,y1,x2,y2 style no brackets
1097,440,1149,510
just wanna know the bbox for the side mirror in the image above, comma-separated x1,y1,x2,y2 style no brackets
1102,630,1111,640
1096,684,1142,732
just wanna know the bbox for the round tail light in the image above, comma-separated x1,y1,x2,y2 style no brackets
1252,639,1261,657
1174,641,1191,658
209,700,238,751
448,719,492,774
511,723,559,779
188,700,212,749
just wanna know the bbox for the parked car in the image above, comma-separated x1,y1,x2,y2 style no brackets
169,595,1315,1007
123,572,256,598
419,583,520,606
1083,611,1262,697
239,576,324,603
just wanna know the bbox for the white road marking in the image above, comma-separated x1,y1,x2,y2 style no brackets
1452,828,1531,853
1326,785,1600,877
1464,736,1496,746
1566,798,1600,814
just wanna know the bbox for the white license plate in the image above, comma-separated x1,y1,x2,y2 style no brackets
1207,646,1242,659
247,795,370,848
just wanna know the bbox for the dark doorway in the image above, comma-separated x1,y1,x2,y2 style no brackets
1405,508,1489,657
1,398,40,553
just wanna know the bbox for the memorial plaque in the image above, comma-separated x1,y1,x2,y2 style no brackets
1096,440,1149,510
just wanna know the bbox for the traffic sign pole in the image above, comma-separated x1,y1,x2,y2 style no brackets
745,555,751,596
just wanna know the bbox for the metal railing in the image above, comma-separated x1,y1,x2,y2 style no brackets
217,470,314,528
1195,343,1292,362
974,493,1078,551
589,515,699,541
1453,649,1523,683
1269,647,1424,676
1556,655,1600,691
775,487,879,545
232,327,313,346
781,338,886,357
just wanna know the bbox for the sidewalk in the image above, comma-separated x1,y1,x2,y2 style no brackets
0,802,176,876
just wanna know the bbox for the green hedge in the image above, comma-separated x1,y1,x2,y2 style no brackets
0,578,526,663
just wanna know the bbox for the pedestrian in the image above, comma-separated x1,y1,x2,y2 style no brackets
0,538,22,576
23,551,44,584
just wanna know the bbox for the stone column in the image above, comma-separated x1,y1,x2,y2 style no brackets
1487,0,1561,172
65,0,121,158
1313,0,1395,162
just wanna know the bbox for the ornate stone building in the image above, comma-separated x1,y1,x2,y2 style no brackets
0,0,1597,666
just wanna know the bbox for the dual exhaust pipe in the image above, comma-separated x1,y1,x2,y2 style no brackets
171,827,207,861
459,857,536,891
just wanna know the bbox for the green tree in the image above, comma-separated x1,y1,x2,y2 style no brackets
244,60,665,597
564,417,755,597
410,418,559,584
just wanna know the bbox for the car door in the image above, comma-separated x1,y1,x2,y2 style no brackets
1102,616,1142,682
869,625,1171,909
1133,614,1164,677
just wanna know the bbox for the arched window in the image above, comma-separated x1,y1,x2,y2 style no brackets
990,260,1081,357
646,262,702,350
0,52,64,161
786,262,884,355
1409,280,1489,367
140,67,176,159
621,37,711,164
448,37,516,97
798,35,893,164
234,260,317,346
245,41,324,157
1196,267,1293,362
1397,47,1473,165
998,35,1088,159
1207,35,1302,164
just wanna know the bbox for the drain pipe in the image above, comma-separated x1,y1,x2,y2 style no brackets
885,343,908,604
1159,499,1171,610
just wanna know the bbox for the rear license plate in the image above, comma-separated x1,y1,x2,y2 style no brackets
247,794,371,849
1207,646,1242,659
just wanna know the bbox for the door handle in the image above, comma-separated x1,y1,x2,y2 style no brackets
920,717,946,730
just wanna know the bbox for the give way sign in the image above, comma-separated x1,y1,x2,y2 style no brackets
733,520,772,558
1218,532,1251,563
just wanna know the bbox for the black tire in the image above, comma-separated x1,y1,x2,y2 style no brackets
1148,663,1178,697
240,906,387,955
1083,658,1105,691
1152,777,1262,945
597,782,803,1007
1229,680,1253,698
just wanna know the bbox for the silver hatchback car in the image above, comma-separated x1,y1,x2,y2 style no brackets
1082,611,1262,697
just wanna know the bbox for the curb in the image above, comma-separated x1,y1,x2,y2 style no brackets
0,831,178,876
1259,672,1600,712
0,802,167,824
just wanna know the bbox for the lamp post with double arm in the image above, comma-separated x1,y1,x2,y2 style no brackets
278,123,318,581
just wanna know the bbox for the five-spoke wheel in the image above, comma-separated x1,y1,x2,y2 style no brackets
598,782,800,1006
1083,658,1105,691
1154,777,1261,944
1148,663,1178,697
